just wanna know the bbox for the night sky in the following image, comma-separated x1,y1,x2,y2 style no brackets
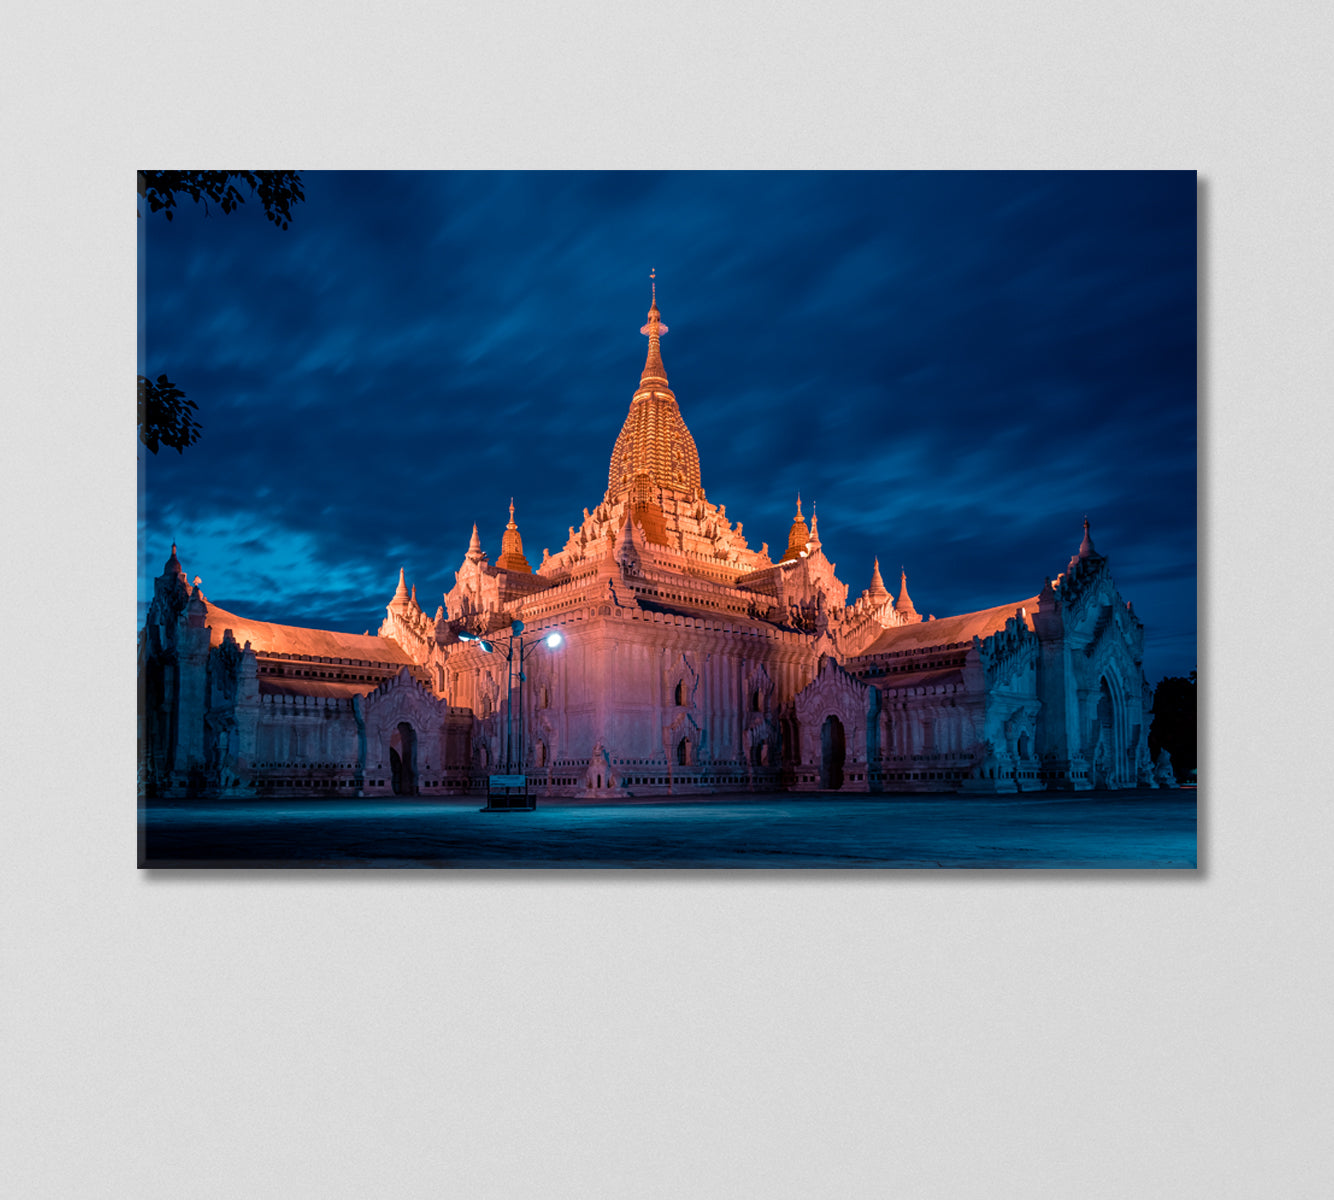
138,170,1196,683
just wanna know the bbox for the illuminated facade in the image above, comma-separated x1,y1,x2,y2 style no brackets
139,284,1171,798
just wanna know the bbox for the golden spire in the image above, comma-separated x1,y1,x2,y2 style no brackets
495,498,531,573
639,268,669,387
391,567,411,608
608,274,702,498
867,557,889,601
896,567,918,618
780,494,811,562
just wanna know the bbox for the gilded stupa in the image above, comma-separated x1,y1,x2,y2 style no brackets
606,271,701,503
494,499,531,573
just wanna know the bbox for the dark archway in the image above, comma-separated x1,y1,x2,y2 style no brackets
781,717,798,768
390,721,418,795
1093,677,1118,788
676,737,690,766
821,715,846,790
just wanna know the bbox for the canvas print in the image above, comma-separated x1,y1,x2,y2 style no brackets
138,170,1197,867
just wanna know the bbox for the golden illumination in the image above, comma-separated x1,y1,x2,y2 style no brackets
779,494,812,563
495,498,532,573
608,278,702,498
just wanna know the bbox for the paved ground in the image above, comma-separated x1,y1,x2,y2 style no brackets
139,789,1197,869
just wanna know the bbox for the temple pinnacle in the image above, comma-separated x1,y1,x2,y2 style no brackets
781,493,812,562
496,500,532,573
466,522,485,562
639,272,669,387
897,567,918,617
1078,516,1096,559
868,557,889,600
608,276,701,498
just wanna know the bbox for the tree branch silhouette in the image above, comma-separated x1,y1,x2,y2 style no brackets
138,373,200,456
138,171,304,453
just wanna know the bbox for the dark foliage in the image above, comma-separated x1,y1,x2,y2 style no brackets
137,170,305,229
138,373,200,455
137,171,305,453
1148,670,1197,778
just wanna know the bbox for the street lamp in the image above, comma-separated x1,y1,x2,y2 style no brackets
463,620,564,810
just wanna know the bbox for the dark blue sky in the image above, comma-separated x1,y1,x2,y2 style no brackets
138,171,1196,682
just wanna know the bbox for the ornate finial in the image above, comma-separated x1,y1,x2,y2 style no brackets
639,273,669,387
496,501,531,573
1078,515,1096,559
897,567,918,617
781,493,812,562
391,567,411,608
868,557,888,600
164,541,185,579
650,267,656,309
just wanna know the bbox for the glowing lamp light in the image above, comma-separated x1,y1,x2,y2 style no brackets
545,632,563,649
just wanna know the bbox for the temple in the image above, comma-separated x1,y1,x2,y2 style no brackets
139,280,1172,798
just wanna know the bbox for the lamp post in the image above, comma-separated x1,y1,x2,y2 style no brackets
460,620,564,810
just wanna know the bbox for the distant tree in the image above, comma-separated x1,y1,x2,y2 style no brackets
137,171,304,454
1148,669,1197,778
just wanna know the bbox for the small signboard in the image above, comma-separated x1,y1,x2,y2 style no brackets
484,773,534,812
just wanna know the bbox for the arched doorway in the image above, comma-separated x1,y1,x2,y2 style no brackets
389,721,418,795
821,715,845,791
781,717,798,768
